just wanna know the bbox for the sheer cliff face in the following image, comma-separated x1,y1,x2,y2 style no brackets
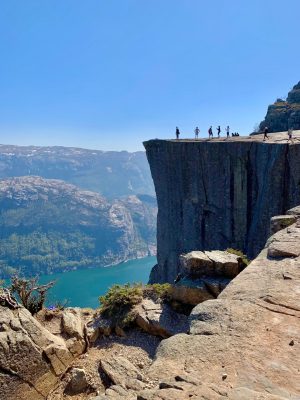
144,139,300,283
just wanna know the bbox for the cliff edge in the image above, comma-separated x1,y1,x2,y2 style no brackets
144,136,300,283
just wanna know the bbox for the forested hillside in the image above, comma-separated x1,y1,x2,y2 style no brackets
0,177,156,278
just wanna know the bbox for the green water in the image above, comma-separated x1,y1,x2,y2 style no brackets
38,257,156,309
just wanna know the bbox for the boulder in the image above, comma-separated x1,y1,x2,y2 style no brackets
171,278,215,305
270,215,297,235
100,356,144,390
0,305,74,400
134,298,189,338
268,222,300,258
65,367,88,395
180,250,242,279
179,251,213,276
172,250,242,306
61,308,86,356
204,250,242,278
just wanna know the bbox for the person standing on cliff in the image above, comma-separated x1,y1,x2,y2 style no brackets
263,126,269,141
226,125,230,139
217,125,221,138
208,126,213,138
194,126,200,139
176,127,180,140
288,127,293,143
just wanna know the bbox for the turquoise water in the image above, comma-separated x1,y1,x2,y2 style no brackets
38,256,156,308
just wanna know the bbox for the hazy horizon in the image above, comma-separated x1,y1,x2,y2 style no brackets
1,1,300,151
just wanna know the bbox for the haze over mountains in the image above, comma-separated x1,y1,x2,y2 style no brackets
0,144,155,199
0,145,156,278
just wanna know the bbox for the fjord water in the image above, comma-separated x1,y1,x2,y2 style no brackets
39,256,156,308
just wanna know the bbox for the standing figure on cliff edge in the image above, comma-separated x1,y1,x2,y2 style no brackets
194,126,200,139
217,125,221,138
208,126,213,139
176,127,180,140
226,125,230,138
288,128,294,143
263,126,269,141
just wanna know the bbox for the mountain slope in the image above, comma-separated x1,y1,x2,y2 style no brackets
0,144,154,199
0,176,156,278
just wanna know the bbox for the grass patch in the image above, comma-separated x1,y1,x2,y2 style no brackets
98,282,172,328
226,248,250,266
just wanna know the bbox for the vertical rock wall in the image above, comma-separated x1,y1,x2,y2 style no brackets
144,139,300,282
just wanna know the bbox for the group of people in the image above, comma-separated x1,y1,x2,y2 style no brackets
175,126,239,140
175,126,296,141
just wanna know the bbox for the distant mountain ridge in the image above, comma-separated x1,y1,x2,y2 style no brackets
0,176,156,278
0,144,154,199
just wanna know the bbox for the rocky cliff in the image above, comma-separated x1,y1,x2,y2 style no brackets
144,138,300,283
259,81,300,132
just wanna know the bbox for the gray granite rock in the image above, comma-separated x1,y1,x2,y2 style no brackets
134,298,189,338
259,81,300,132
144,139,300,283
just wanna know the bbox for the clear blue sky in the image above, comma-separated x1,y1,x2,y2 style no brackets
0,0,300,151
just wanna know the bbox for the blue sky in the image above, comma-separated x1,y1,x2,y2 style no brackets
0,0,300,151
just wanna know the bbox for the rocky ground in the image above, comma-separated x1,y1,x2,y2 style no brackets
0,208,299,400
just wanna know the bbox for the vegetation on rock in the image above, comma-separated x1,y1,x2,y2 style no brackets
226,248,250,266
10,275,55,314
99,283,172,328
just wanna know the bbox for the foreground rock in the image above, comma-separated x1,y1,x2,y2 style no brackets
65,367,89,395
0,305,75,400
171,250,244,305
138,212,300,399
135,299,189,338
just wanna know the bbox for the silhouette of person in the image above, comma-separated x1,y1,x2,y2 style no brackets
174,273,183,284
288,128,293,142
194,126,200,139
217,126,221,138
263,126,269,141
226,126,230,138
176,127,180,139
208,126,213,138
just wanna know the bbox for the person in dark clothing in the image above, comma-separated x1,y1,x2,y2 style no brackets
263,126,269,140
217,125,221,137
174,273,183,284
194,126,200,139
226,125,230,138
208,126,213,138
176,127,180,139
288,128,293,143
